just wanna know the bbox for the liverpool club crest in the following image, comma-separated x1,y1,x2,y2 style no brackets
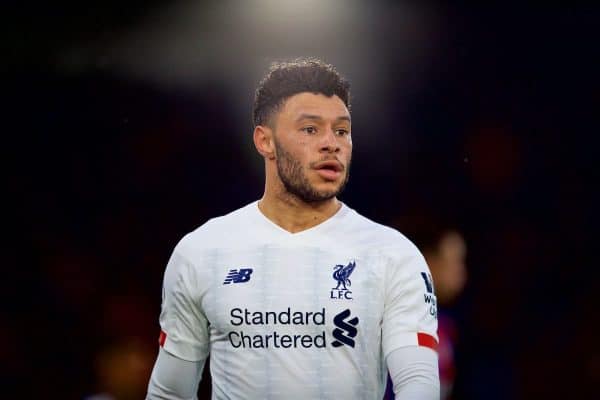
330,260,356,300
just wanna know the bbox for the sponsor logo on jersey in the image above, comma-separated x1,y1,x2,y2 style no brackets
330,260,356,300
228,308,326,349
225,307,360,350
420,272,438,319
223,268,253,284
420,272,434,293
331,309,359,348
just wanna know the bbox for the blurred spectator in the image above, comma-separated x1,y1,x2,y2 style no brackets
85,338,154,400
421,229,467,399
385,217,467,400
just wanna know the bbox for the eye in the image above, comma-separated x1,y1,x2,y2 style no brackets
301,126,317,134
335,129,349,136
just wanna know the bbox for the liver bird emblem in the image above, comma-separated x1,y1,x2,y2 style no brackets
332,261,356,290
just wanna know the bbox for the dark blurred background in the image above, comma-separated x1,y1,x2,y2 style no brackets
4,1,597,399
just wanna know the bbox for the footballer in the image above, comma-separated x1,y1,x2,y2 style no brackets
146,59,440,399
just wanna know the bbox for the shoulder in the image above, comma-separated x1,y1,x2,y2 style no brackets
173,201,257,259
344,207,422,259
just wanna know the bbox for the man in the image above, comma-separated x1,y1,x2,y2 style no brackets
146,59,440,399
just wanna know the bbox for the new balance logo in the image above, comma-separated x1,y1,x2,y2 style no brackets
223,268,253,284
331,309,359,348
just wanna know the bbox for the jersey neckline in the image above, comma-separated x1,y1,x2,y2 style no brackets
249,200,350,238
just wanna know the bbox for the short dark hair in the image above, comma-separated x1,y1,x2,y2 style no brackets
252,58,351,127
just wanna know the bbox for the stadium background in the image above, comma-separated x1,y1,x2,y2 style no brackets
4,2,596,399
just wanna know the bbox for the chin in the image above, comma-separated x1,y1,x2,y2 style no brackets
313,183,340,195
314,188,342,200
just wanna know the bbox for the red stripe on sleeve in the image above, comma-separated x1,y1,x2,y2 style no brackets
159,330,167,347
417,332,438,351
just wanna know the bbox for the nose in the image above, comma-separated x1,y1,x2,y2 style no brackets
320,127,340,153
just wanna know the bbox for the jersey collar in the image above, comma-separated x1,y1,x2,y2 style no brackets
251,200,350,238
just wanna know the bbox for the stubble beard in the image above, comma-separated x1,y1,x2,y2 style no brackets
274,139,351,203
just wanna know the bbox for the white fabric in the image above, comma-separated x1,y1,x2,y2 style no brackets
387,346,440,399
146,347,205,400
152,200,438,399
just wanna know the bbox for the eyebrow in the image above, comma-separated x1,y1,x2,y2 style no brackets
296,114,351,123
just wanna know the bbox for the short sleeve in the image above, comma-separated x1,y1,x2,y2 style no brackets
382,247,439,358
158,250,210,362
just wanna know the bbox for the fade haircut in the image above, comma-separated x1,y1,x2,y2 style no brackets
253,58,351,127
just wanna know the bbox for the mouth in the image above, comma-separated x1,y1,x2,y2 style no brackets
313,160,344,181
314,160,343,172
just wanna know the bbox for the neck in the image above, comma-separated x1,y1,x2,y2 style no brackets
258,189,341,234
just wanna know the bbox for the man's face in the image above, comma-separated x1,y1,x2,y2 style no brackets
271,92,352,203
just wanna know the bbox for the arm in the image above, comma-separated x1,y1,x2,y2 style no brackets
146,347,206,400
382,242,440,398
386,346,439,399
146,249,210,399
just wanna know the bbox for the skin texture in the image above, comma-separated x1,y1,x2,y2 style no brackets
253,92,352,233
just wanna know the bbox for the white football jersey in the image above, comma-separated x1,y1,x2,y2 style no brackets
158,201,438,400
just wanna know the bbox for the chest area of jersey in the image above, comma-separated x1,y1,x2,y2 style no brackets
201,246,385,334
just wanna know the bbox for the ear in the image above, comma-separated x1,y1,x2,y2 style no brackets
253,125,276,160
